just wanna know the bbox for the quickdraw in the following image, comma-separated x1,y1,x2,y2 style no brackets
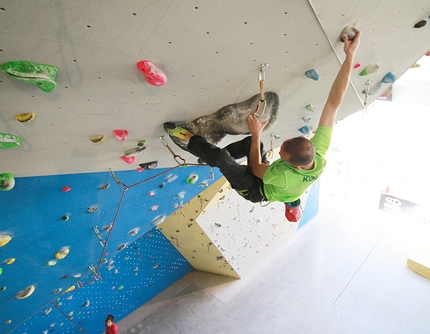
160,135,186,165
363,79,371,116
254,63,269,117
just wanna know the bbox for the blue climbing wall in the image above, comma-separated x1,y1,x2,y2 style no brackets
298,180,320,230
0,166,222,333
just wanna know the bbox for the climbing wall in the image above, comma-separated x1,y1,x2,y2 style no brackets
0,165,222,333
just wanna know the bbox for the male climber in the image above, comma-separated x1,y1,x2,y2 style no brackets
164,28,361,222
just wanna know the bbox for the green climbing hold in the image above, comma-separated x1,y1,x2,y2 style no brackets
186,173,199,184
0,133,22,149
0,173,15,191
1,60,58,92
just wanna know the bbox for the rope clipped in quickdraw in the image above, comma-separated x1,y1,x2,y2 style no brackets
363,80,371,116
108,168,129,191
160,135,186,165
265,133,280,159
254,63,269,117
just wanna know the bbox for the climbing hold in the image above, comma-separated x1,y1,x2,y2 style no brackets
0,234,12,247
72,273,81,278
113,129,129,141
16,285,36,299
298,125,313,135
166,174,178,183
411,63,421,68
137,60,167,86
62,215,69,221
150,205,159,211
87,205,98,213
186,173,199,184
359,63,379,76
305,104,315,112
139,161,158,170
198,180,209,187
151,215,166,226
381,72,397,84
174,191,186,199
117,243,126,251
354,63,361,69
53,288,62,294
64,285,75,293
414,20,427,28
302,116,312,122
0,133,22,149
4,258,15,264
15,112,36,123
55,247,70,260
83,300,90,307
0,173,15,191
305,69,319,81
5,320,11,324
339,26,356,42
90,134,107,144
128,228,139,236
62,186,71,192
121,155,136,164
45,260,57,266
0,287,6,292
0,60,58,92
426,50,430,57
44,308,52,315
362,82,381,95
124,145,146,157
100,183,110,190
148,190,156,196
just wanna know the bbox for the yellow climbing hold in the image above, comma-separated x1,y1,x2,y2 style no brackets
90,134,107,144
15,112,36,123
45,260,57,266
55,247,70,260
5,258,15,264
16,285,36,299
0,234,11,247
64,285,75,293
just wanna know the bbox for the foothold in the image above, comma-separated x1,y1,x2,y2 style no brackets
411,63,421,68
83,300,90,307
16,285,36,299
15,112,36,123
381,72,397,84
137,60,167,86
362,82,382,95
305,69,319,81
139,161,158,170
100,183,110,190
55,247,70,260
339,26,356,42
0,173,15,191
298,125,313,135
305,104,315,112
198,180,209,187
72,273,81,278
62,215,69,221
0,287,6,292
121,155,136,164
414,20,427,28
0,60,58,92
174,191,186,199
117,243,126,251
166,174,178,183
5,320,11,325
0,133,22,149
4,258,15,265
359,63,379,76
302,116,312,122
64,285,75,293
62,186,71,192
186,173,199,184
354,63,361,69
151,215,166,226
148,190,156,196
44,308,52,315
87,205,98,213
53,288,62,294
90,134,107,144
45,260,57,266
150,205,159,211
113,129,129,142
0,234,12,247
426,50,430,57
128,228,139,236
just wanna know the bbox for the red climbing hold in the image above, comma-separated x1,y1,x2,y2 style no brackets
137,60,167,86
113,129,128,142
121,155,136,164
62,186,71,192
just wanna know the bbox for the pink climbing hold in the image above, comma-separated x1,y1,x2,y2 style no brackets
62,186,71,192
113,129,128,142
137,60,167,86
120,155,136,164
137,167,144,172
354,63,361,69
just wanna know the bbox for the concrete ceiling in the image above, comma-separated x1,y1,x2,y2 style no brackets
1,0,429,177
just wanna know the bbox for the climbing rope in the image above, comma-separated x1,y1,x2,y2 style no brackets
160,135,186,165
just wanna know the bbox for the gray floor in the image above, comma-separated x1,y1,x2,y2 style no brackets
118,193,430,334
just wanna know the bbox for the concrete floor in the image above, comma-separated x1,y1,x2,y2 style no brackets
117,193,430,334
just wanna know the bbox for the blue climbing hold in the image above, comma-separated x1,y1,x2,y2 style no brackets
299,126,312,135
381,72,397,84
305,69,319,81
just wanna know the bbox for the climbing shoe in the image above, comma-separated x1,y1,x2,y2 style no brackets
284,199,302,222
164,122,192,140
